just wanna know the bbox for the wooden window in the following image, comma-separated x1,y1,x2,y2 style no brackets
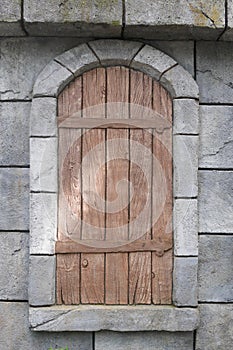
56,66,173,305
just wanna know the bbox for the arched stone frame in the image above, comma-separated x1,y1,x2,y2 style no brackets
29,40,199,331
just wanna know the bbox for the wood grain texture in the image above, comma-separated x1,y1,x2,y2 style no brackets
56,253,80,305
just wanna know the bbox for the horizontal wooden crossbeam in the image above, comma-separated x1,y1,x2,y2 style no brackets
55,237,172,256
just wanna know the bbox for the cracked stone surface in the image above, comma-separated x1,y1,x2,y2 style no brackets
95,331,194,350
199,171,233,233
0,38,90,100
0,302,92,350
24,0,122,37
197,42,233,103
125,0,225,40
200,106,233,168
199,235,233,302
0,233,28,300
0,102,30,165
196,304,233,350
0,168,29,230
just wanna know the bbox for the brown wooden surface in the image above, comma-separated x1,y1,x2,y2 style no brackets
57,67,173,305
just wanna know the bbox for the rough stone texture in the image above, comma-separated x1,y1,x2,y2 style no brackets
30,305,199,331
0,302,92,350
199,235,233,302
33,60,73,97
89,39,143,66
174,199,198,256
124,0,225,40
0,102,30,165
24,0,122,37
30,137,57,192
0,38,89,100
30,97,57,137
29,256,55,306
0,168,29,230
30,193,57,255
147,41,194,77
95,331,194,350
0,0,25,36
173,257,198,306
222,0,233,40
160,64,199,98
131,45,176,81
199,106,233,169
199,171,233,233
173,135,198,197
196,304,233,350
0,233,28,300
173,99,199,135
55,43,99,77
197,42,233,103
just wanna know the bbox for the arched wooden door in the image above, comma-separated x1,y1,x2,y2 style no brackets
56,67,173,305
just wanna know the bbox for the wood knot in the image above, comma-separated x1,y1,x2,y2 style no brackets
82,259,88,268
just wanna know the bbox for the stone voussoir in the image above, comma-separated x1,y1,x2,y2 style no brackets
29,255,55,306
89,39,144,66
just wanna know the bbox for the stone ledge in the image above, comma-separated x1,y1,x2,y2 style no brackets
29,305,199,332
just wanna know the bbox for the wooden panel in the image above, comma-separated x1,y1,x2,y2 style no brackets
105,67,129,304
56,254,80,304
80,68,106,304
152,80,173,304
129,70,153,304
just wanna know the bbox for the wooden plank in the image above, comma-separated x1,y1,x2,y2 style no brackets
81,253,105,304
56,253,80,304
55,236,172,254
129,70,153,304
151,80,173,304
80,68,106,304
105,67,129,305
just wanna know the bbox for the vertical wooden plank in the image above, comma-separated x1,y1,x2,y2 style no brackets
129,70,152,304
56,254,80,304
105,67,129,304
81,68,106,304
57,78,82,304
152,80,173,304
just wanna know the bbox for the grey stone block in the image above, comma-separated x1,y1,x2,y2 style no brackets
173,257,198,306
0,102,30,165
174,199,198,256
95,331,194,350
199,235,233,302
199,106,233,169
33,60,73,97
173,99,199,135
24,0,122,37
147,40,194,77
0,37,89,100
30,137,57,192
160,65,199,98
30,97,57,137
30,305,199,331
30,193,57,255
89,39,143,66
199,171,233,233
124,0,225,40
197,42,233,103
29,255,55,306
0,0,25,36
0,302,92,350
222,0,233,40
196,304,233,350
0,168,29,230
0,232,28,300
131,44,176,81
173,135,198,197
55,43,99,77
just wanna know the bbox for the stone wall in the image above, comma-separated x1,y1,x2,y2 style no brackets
0,2,233,349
